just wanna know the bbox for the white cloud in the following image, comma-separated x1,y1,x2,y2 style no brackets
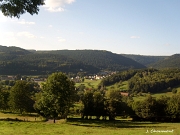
18,19,35,25
3,32,16,40
130,36,140,39
0,13,7,22
44,0,75,12
40,36,45,39
17,32,35,38
48,25,53,28
164,43,170,46
57,37,66,42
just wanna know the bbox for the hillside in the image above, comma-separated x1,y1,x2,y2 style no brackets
40,50,146,71
150,54,180,69
0,46,99,75
122,54,167,66
0,46,146,75
0,45,31,61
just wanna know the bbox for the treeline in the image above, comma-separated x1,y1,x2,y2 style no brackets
75,86,180,122
132,94,180,122
1,72,180,122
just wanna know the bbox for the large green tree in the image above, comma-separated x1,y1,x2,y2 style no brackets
34,72,76,123
105,89,122,120
0,0,44,18
8,80,34,113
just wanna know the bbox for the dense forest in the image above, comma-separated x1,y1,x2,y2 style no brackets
44,50,146,71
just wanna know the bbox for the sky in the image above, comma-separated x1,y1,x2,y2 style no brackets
0,0,180,56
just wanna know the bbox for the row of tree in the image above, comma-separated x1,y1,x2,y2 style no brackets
1,72,180,122
132,94,180,122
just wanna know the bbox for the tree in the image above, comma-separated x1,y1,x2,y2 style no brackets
0,84,9,111
166,94,180,121
132,95,158,121
34,72,76,123
81,90,94,119
0,0,44,18
8,80,34,113
105,89,122,120
93,91,104,120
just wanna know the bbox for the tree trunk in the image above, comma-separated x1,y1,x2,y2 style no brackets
53,118,56,123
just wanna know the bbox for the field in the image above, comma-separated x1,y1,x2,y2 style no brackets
107,81,129,91
75,79,101,89
133,85,180,101
0,118,180,135
0,112,179,135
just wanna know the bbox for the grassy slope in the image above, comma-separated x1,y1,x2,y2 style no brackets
106,81,129,91
75,79,101,89
133,86,180,101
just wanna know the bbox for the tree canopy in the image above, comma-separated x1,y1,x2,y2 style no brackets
34,72,76,123
0,0,44,18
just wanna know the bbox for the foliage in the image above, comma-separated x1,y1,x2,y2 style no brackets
128,69,180,93
0,0,44,18
105,89,122,120
98,69,139,87
8,81,34,113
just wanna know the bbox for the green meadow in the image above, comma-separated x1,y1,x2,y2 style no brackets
0,112,179,135
75,79,101,89
0,119,180,135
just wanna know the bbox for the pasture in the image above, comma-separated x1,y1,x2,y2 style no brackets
0,118,180,135
0,112,179,135
75,79,101,89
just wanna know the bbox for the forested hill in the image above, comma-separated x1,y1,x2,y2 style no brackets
0,45,31,60
0,46,99,75
150,54,180,69
40,50,146,71
0,46,146,75
122,54,167,66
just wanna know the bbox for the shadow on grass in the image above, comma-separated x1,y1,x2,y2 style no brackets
67,118,167,129
0,118,23,122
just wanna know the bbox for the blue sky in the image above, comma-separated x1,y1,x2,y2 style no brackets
0,0,180,55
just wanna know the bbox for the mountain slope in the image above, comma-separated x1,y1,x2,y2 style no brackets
0,45,31,61
150,54,180,69
0,46,146,75
42,50,146,71
122,54,167,66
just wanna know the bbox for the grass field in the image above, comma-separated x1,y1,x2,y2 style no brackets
133,86,180,101
75,79,101,89
0,118,179,135
107,81,129,91
0,112,180,135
